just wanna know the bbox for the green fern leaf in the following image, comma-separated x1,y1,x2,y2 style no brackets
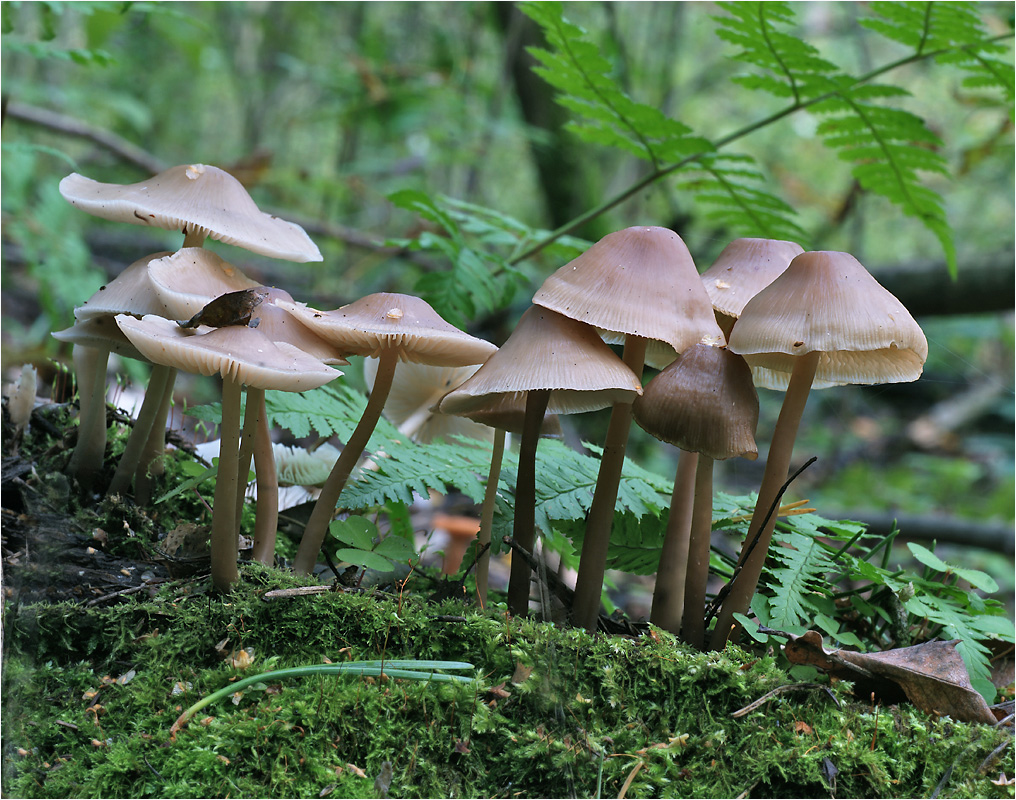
763,528,837,631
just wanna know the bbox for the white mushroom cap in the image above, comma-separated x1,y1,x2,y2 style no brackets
59,164,322,262
277,293,498,367
147,248,262,319
74,252,175,321
728,250,928,390
53,316,149,362
533,226,725,369
438,306,642,420
115,314,340,391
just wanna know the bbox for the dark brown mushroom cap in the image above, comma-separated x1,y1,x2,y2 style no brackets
59,164,322,262
115,314,340,391
727,251,928,390
74,252,175,321
276,293,498,367
437,306,642,421
532,226,725,369
700,238,804,329
633,344,759,460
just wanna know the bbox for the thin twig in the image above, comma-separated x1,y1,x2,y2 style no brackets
731,682,839,719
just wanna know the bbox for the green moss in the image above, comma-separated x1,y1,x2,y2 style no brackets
2,569,1009,799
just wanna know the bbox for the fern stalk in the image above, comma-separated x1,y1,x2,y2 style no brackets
571,335,648,632
648,449,698,634
293,354,398,575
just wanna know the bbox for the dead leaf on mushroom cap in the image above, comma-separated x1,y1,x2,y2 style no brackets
783,630,997,725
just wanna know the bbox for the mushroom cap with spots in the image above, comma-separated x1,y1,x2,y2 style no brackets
438,306,642,421
633,344,759,461
532,226,725,369
276,292,498,367
115,314,340,392
727,250,928,390
700,238,804,333
59,164,322,262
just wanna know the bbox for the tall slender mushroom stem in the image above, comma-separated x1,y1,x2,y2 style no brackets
234,388,261,527
507,388,551,617
250,390,279,565
649,448,699,632
106,364,173,498
68,344,110,490
135,368,177,505
710,350,819,649
475,427,506,607
681,454,715,649
211,376,242,593
293,353,399,575
571,335,648,631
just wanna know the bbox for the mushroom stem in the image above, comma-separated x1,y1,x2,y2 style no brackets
235,389,261,527
211,376,242,593
710,350,819,649
681,454,715,650
293,352,399,575
68,344,110,491
507,388,551,617
250,389,279,565
649,448,699,633
571,335,647,632
107,364,173,498
475,427,506,607
135,368,177,506
182,229,207,248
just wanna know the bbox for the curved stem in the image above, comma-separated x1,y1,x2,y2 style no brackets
210,377,242,593
649,448,698,633
135,368,176,506
681,454,714,650
251,390,279,565
507,389,551,617
570,336,647,632
710,351,819,649
475,427,506,607
107,364,172,498
293,352,398,575
68,344,110,491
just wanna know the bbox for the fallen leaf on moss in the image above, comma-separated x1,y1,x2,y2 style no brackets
783,630,996,725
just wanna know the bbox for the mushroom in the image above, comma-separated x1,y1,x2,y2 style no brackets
633,344,759,648
700,238,804,338
532,225,724,631
276,292,499,575
439,305,642,616
709,250,928,649
115,314,339,592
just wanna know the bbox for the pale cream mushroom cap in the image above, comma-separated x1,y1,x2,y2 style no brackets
277,292,498,367
532,226,725,369
115,314,339,391
53,315,149,363
727,250,928,390
700,238,804,323
74,252,175,321
438,306,642,419
633,344,759,461
147,248,262,319
59,164,322,262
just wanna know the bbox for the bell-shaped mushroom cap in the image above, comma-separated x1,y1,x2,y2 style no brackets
53,315,149,362
74,252,175,321
276,292,498,367
728,250,929,390
633,344,759,460
147,248,262,319
59,164,322,262
115,314,340,391
700,238,804,331
532,226,725,369
439,390,564,437
438,306,642,420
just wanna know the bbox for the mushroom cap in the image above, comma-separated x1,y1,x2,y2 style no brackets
437,305,642,421
147,248,262,319
74,252,175,321
438,390,564,437
700,238,804,323
532,226,725,369
276,293,498,367
727,250,928,390
53,316,149,362
115,314,340,391
59,164,322,262
633,344,759,460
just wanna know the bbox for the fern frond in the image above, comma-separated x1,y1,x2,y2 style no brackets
763,529,838,631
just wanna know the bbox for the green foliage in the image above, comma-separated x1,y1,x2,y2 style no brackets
328,515,415,574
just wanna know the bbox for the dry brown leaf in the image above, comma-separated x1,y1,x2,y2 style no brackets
783,630,996,725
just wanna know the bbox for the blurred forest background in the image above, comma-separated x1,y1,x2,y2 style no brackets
1,2,1013,595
